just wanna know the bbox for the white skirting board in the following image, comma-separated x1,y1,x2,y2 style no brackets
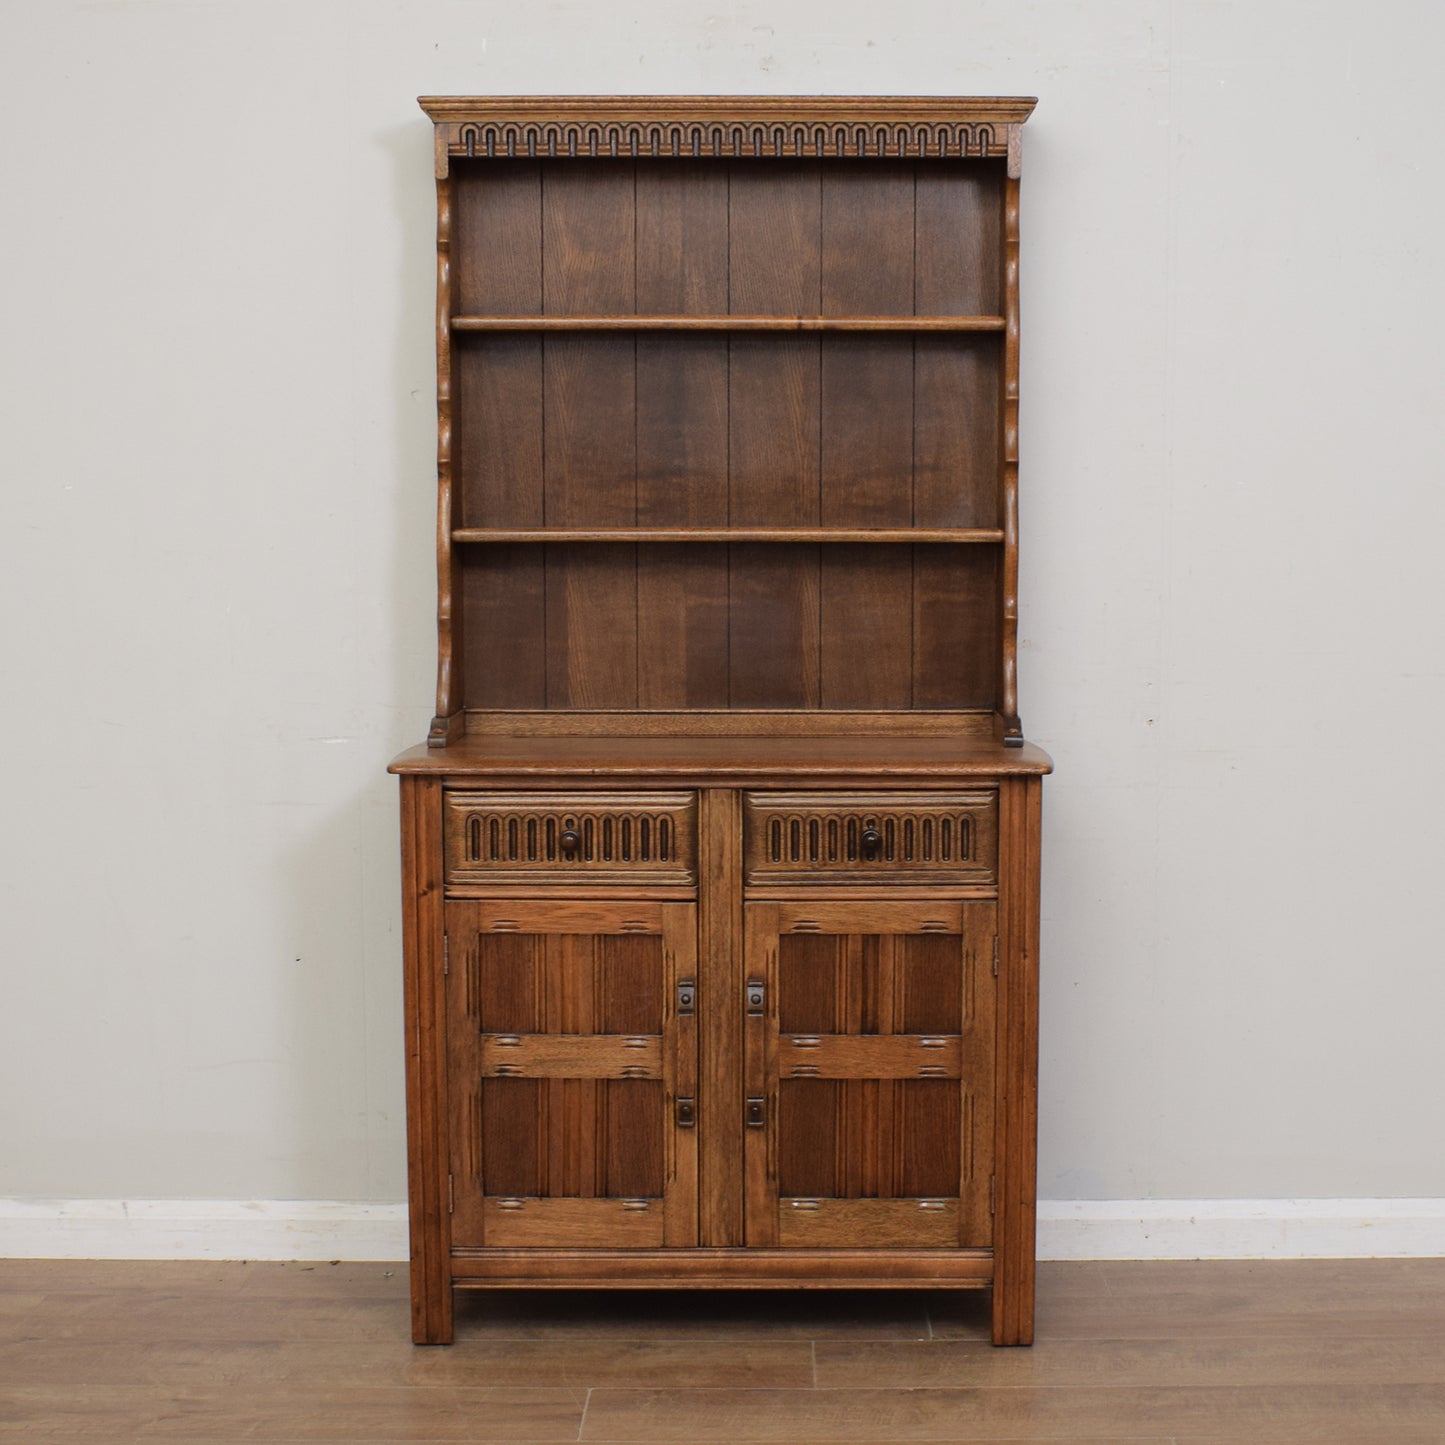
1,1198,1442,1261
1038,1199,1445,1260
0,1200,410,1262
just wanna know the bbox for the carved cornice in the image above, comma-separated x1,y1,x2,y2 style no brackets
418,96,1036,163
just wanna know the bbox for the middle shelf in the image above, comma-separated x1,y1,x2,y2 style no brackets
451,528,1006,544
450,314,1007,333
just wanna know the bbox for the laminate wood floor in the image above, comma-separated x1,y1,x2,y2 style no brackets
3,1258,1444,1442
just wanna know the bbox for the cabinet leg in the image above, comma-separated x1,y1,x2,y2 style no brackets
410,1258,453,1345
992,775,1042,1347
400,775,452,1346
990,1261,1035,1346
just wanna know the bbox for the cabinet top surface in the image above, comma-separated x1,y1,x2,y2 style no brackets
418,95,1038,124
389,735,1052,781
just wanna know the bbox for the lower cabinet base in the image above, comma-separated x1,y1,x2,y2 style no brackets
411,1247,1034,1349
396,769,1045,1353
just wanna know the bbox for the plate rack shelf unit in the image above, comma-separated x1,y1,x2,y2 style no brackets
392,95,1051,1348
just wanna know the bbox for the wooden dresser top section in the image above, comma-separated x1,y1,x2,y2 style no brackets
389,735,1052,783
417,96,1037,172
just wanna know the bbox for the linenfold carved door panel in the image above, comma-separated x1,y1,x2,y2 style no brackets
743,900,996,1249
446,900,698,1248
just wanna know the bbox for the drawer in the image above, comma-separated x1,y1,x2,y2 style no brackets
744,790,997,887
444,791,697,890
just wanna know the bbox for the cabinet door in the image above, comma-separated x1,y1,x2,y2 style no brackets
744,900,996,1249
446,900,697,1249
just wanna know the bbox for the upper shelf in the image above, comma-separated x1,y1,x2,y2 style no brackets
450,315,1007,334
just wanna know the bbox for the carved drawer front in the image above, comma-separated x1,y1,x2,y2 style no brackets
444,791,697,889
744,790,997,887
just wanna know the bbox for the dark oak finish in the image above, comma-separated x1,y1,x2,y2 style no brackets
443,789,697,890
396,95,1047,1347
743,789,999,887
445,899,698,1254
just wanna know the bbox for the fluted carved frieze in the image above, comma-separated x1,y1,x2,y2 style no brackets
419,97,1035,165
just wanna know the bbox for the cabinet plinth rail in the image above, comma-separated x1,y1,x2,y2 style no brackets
450,314,1006,333
450,528,1007,545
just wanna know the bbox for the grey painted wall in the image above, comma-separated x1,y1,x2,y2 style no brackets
2,0,1441,1202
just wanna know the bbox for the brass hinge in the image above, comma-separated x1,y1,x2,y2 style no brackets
443,933,450,976
992,936,999,978
447,1173,455,1214
989,1174,996,1215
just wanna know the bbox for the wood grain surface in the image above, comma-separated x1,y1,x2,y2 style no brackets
7,1259,1445,1441
390,735,1054,778
405,95,1050,1353
440,138,1017,729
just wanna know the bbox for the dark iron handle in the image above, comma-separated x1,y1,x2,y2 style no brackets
860,827,883,858
558,828,582,857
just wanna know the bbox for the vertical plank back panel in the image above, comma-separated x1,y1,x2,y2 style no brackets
728,161,822,525
637,543,729,709
729,164,821,707
540,168,638,704
820,545,913,709
729,543,821,707
544,543,639,709
542,164,636,526
817,165,916,709
635,163,729,526
914,162,1004,315
820,164,915,525
914,163,1005,529
460,545,546,709
913,337,1001,529
447,129,1013,724
453,162,544,314
455,336,545,528
633,163,730,709
453,164,544,530
913,544,1001,709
